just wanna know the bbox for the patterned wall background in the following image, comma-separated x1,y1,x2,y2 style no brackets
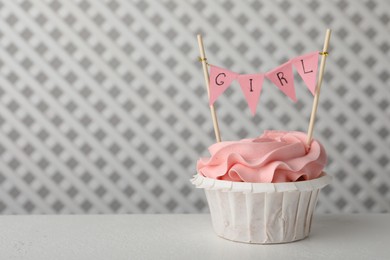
0,0,389,214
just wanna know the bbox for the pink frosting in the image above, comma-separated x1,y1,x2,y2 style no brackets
197,130,327,183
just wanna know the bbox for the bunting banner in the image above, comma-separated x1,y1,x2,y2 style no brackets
209,65,238,105
207,51,320,114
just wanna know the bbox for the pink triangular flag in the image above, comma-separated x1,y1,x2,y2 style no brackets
265,61,296,102
292,51,319,96
238,74,264,115
209,65,238,105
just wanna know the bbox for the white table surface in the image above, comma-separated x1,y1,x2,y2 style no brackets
0,214,389,260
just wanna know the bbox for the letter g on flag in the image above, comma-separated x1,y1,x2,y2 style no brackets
209,65,239,105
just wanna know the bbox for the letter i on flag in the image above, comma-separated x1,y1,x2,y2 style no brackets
266,61,297,102
209,65,238,105
292,51,319,96
238,74,264,115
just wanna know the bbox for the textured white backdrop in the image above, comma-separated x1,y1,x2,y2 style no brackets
0,0,389,214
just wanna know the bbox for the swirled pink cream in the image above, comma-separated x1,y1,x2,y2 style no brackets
197,130,327,183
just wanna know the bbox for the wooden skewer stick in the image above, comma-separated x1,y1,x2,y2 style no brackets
197,34,222,142
306,29,332,147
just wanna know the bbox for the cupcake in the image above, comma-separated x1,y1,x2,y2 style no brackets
192,130,331,244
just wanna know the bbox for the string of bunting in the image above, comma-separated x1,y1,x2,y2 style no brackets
197,29,331,144
202,51,328,115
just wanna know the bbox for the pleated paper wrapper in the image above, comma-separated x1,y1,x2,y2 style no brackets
191,173,331,244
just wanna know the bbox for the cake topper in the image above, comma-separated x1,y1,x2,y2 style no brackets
197,29,331,146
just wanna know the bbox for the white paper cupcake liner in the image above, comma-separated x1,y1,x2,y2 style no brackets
191,173,331,244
